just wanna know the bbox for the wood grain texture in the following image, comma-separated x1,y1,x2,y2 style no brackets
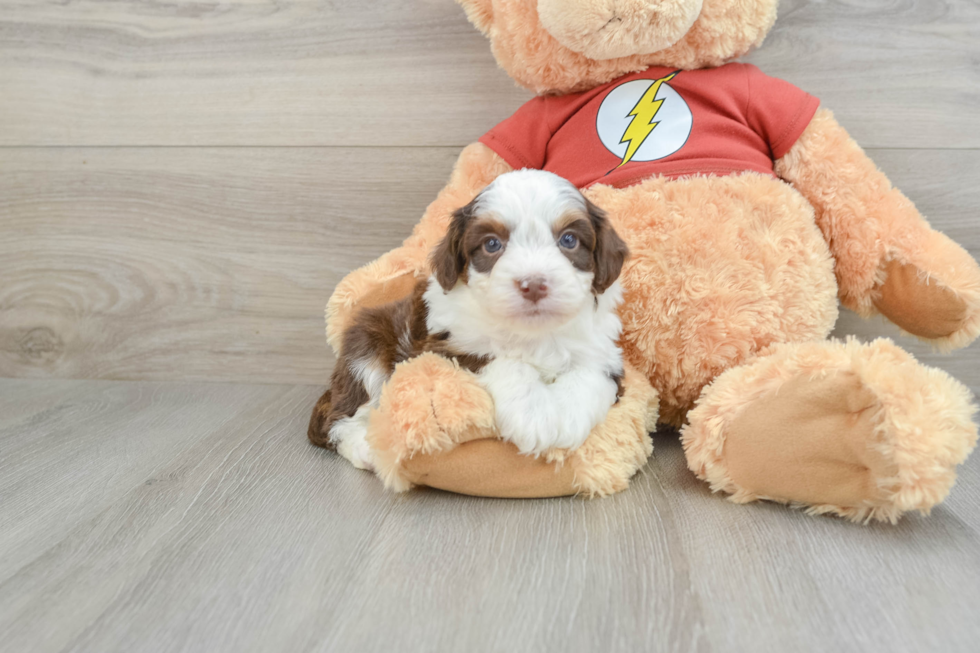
0,0,978,148
0,379,285,584
751,0,980,149
0,0,520,147
0,147,459,384
2,147,978,389
1,2,979,650
0,378,977,653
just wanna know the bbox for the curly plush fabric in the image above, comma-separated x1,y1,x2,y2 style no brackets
317,0,980,516
583,172,839,425
682,338,978,523
776,109,980,350
369,354,658,497
333,161,840,430
323,129,978,513
457,0,777,93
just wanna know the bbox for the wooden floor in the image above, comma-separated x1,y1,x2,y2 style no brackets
2,1,980,651
1,378,979,653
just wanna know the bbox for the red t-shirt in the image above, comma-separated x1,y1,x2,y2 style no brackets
479,63,820,189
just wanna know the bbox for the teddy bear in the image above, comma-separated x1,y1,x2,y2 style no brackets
314,0,980,522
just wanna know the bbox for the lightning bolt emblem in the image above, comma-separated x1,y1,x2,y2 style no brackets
617,72,678,168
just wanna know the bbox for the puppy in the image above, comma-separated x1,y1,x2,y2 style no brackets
308,169,629,471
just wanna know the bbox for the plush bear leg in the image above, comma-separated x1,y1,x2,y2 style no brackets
367,353,659,498
776,109,980,349
682,338,978,522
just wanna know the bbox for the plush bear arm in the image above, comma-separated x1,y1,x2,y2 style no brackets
368,353,659,499
325,142,513,352
776,109,980,349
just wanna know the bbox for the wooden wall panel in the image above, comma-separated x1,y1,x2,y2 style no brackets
1,147,977,388
0,146,459,384
0,0,977,148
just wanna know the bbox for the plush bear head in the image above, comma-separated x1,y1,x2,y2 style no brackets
455,0,778,93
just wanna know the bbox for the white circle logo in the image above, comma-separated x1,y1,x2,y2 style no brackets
596,73,693,167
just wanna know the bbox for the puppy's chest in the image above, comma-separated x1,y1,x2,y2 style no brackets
515,344,574,380
439,318,604,380
461,335,577,380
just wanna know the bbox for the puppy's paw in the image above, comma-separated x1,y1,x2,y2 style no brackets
496,409,564,457
550,419,593,453
548,373,620,452
338,435,375,472
497,411,558,456
331,409,376,472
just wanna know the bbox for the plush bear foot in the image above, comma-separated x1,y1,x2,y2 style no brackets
682,338,978,523
366,353,659,498
873,231,980,349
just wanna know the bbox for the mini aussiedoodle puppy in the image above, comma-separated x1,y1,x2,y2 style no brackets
308,169,629,471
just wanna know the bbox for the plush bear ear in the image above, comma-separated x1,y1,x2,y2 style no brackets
454,0,494,34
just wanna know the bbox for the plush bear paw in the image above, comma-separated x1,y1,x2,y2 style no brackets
873,231,980,349
366,352,496,491
683,338,978,522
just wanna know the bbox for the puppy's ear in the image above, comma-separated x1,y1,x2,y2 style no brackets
587,199,629,294
430,196,477,291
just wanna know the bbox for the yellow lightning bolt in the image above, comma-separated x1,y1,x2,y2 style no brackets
617,72,677,168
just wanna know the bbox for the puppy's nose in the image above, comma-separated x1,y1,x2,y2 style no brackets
516,276,548,303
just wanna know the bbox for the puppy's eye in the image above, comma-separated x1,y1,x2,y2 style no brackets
484,237,502,254
559,232,578,249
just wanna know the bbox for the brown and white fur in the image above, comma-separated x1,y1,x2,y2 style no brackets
308,169,629,470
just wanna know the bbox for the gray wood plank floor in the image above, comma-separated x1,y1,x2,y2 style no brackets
2,0,980,651
1,378,978,653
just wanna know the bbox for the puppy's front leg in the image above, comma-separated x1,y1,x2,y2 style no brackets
549,368,620,451
479,358,563,456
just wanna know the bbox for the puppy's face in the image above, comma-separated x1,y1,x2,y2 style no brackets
431,170,628,330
